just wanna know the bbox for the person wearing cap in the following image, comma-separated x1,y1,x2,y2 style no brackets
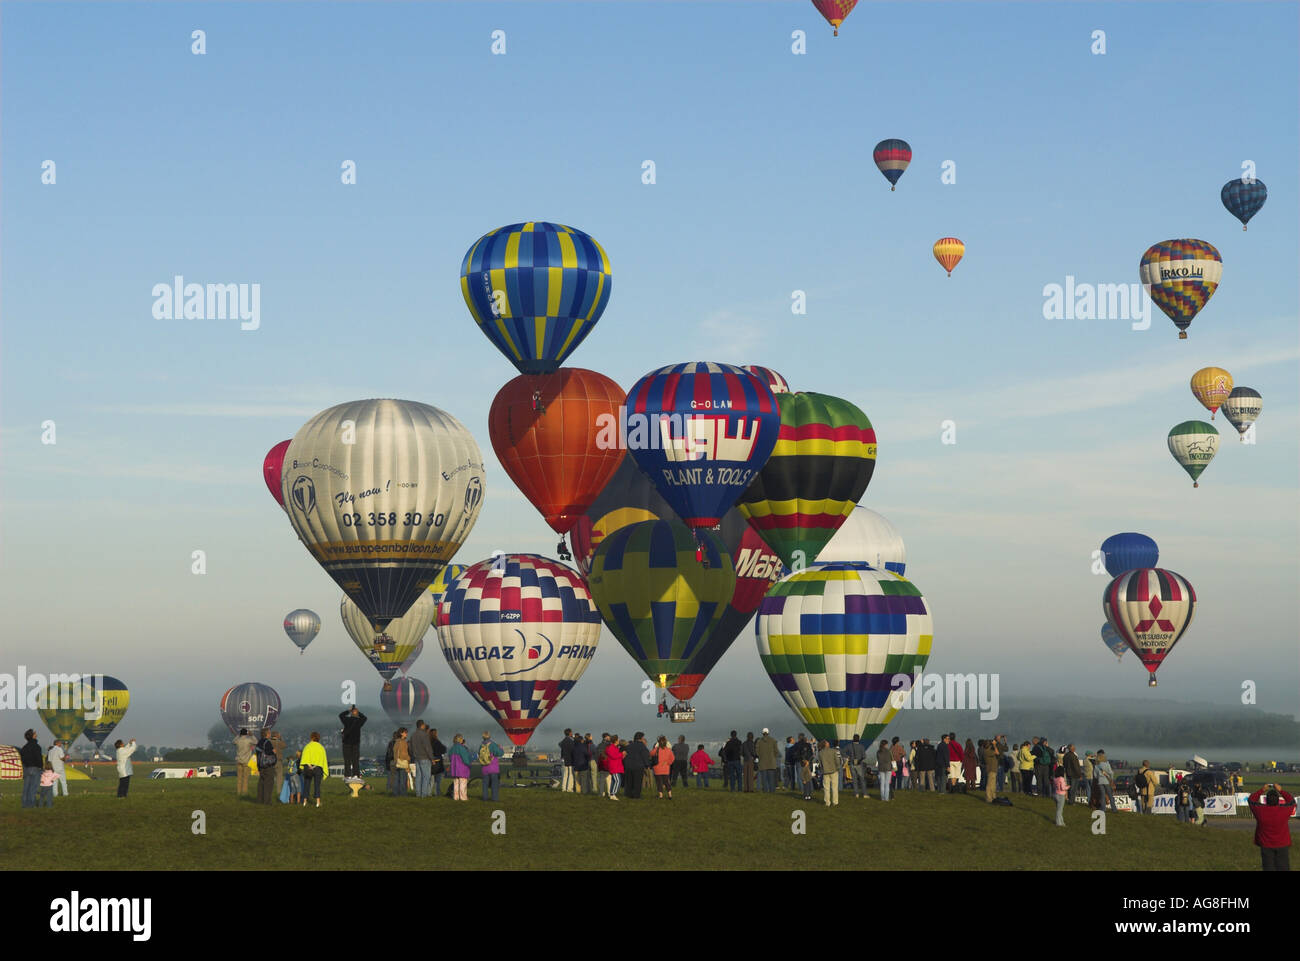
756,727,781,793
1248,783,1296,870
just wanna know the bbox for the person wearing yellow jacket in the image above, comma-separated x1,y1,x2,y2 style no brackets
299,733,329,808
1017,741,1036,796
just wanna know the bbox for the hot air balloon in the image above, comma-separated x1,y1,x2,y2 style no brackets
1099,533,1159,579
1168,421,1219,487
742,366,791,395
426,563,468,621
1102,568,1196,686
816,505,905,575
668,522,784,703
933,237,964,276
81,676,130,753
1222,387,1262,439
757,563,933,745
218,682,281,736
263,440,290,508
625,363,779,542
1221,178,1267,230
36,680,93,744
1100,623,1127,662
873,139,912,191
1139,240,1222,339
283,609,321,654
736,392,877,569
437,554,602,746
588,519,735,690
460,222,611,375
488,368,626,553
811,0,858,35
342,591,434,691
1190,367,1233,419
381,676,429,725
567,456,667,577
282,399,484,651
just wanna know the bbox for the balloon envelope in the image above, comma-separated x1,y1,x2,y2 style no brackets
437,554,601,745
873,139,912,190
1101,623,1128,660
1139,240,1222,339
36,680,93,744
816,505,905,575
460,222,611,375
933,237,964,275
1102,569,1195,683
426,563,468,621
1221,179,1266,229
1190,367,1233,418
588,519,735,687
1099,533,1159,579
283,609,321,653
381,676,429,725
81,676,130,750
489,368,625,535
342,591,434,685
218,682,281,736
0,745,21,780
1222,387,1262,437
1167,421,1219,486
737,391,877,569
283,399,485,632
625,362,779,531
742,366,791,394
757,563,933,746
811,0,859,34
263,440,290,508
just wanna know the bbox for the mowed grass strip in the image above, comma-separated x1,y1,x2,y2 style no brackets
3,767,1287,870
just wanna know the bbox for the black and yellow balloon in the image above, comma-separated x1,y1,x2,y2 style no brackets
37,679,93,744
587,519,735,688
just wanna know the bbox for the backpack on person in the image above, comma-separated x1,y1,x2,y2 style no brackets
478,742,494,765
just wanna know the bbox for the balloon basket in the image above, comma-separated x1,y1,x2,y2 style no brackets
1148,676,1158,688
556,540,571,561
1179,331,1187,339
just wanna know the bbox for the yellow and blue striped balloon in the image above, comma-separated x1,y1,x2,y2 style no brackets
460,222,611,374
588,518,735,687
757,562,933,746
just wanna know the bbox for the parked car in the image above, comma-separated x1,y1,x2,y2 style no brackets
1183,769,1233,795
1223,761,1244,772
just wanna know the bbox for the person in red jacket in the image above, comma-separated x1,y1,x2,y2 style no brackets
689,745,712,788
604,736,626,801
1248,783,1296,871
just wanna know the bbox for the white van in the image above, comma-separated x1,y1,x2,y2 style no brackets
148,768,196,779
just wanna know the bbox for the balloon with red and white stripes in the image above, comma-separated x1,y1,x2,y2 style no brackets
436,554,601,746
1102,568,1196,687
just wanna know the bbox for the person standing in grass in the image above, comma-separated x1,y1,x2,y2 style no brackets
1063,744,1083,803
586,734,599,796
410,721,434,798
39,761,57,807
1017,741,1036,796
1053,766,1068,826
915,739,936,792
962,738,978,793
559,729,576,794
430,728,447,798
114,737,137,798
390,729,413,797
652,736,675,799
338,706,367,779
935,735,951,795
256,729,278,805
1137,761,1158,814
842,734,868,799
742,732,758,793
604,735,625,801
570,734,589,794
299,732,328,807
1094,751,1117,813
48,739,69,798
671,735,690,791
720,731,743,792
876,739,893,802
478,732,503,802
1033,737,1053,799
783,737,797,792
818,740,841,807
982,739,1001,803
447,734,473,801
799,755,814,801
19,731,43,808
285,751,302,805
232,728,256,797
690,744,711,788
1247,783,1295,871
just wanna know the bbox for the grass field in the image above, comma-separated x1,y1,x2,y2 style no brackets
4,766,1295,870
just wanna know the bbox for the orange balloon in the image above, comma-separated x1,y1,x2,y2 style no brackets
489,368,626,535
933,237,965,276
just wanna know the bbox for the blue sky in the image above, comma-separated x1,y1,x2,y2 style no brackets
2,2,1297,747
